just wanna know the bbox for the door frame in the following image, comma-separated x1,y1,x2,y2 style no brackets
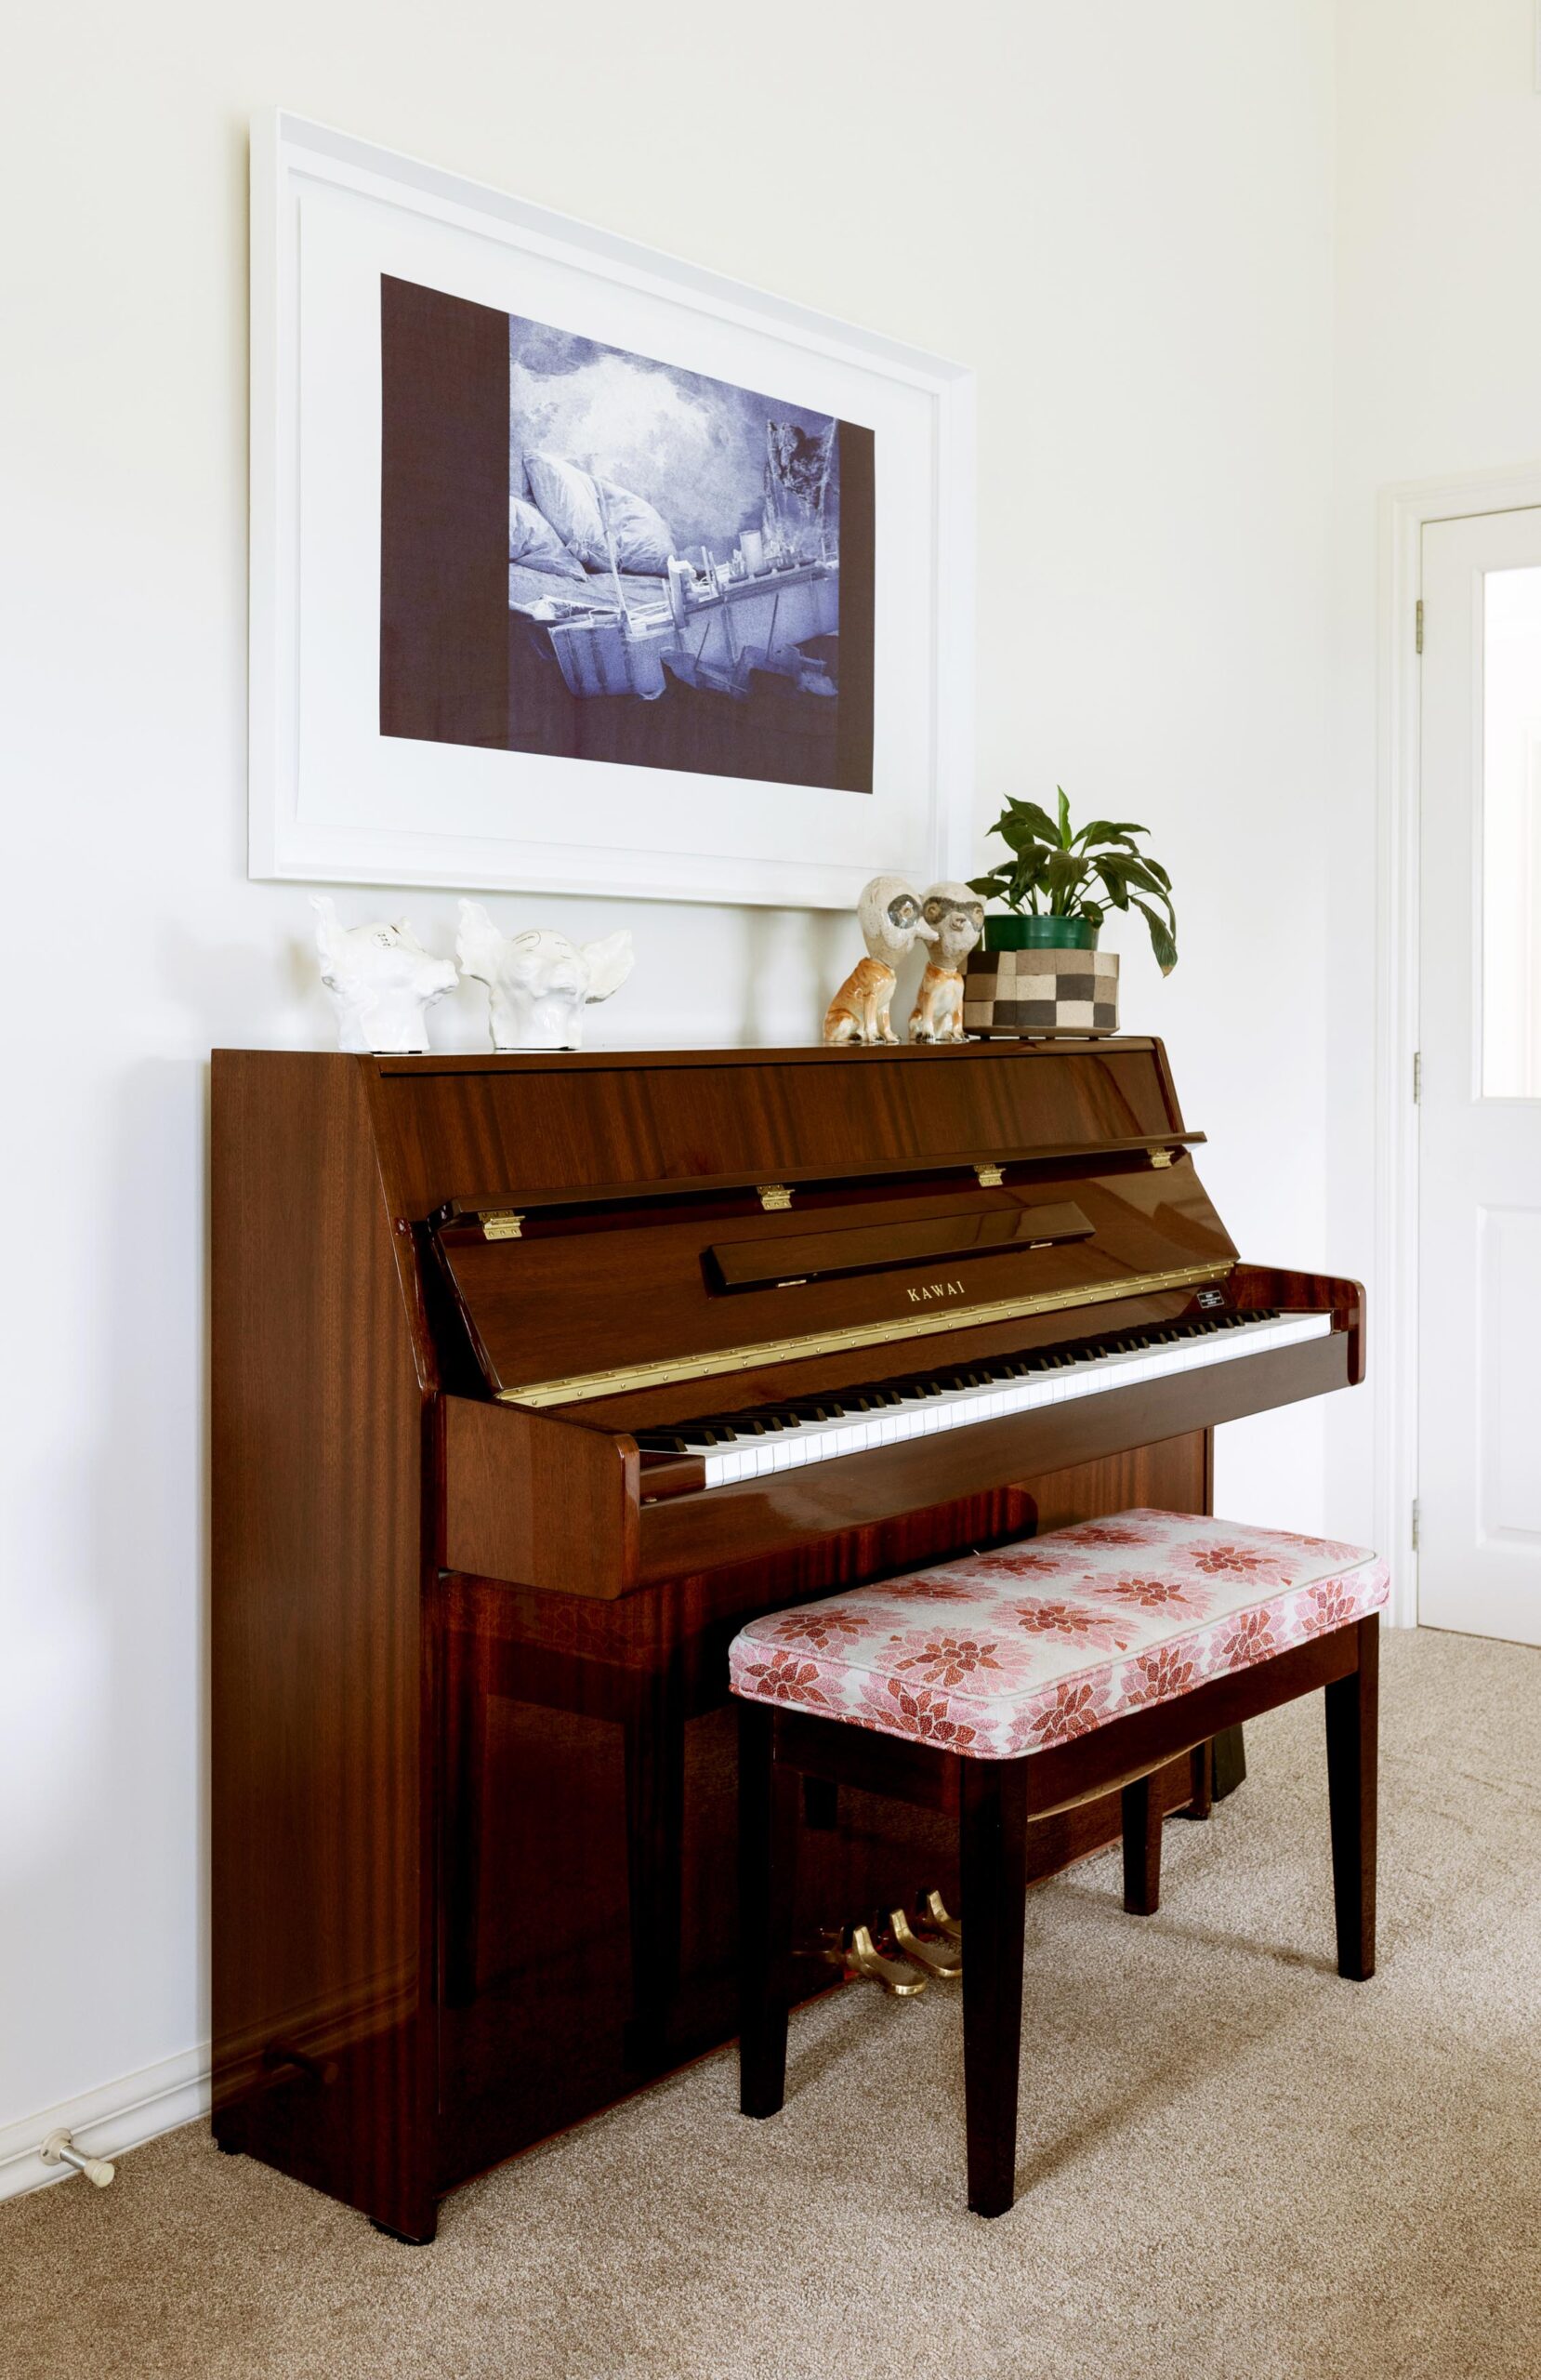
1375,461,1541,1627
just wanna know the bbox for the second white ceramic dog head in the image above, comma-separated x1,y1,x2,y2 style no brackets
456,901,635,1051
311,896,458,1054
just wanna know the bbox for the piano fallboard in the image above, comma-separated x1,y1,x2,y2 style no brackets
432,1164,1234,1409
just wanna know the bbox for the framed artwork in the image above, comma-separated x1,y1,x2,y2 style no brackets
250,112,974,907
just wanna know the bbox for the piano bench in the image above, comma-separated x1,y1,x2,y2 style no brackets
730,1509,1388,2218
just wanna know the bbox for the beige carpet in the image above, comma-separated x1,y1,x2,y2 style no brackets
5,1628,1539,2380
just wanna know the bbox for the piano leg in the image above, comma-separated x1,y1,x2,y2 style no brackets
960,1758,1031,2218
738,1702,799,2121
441,1626,492,2010
622,1659,688,2071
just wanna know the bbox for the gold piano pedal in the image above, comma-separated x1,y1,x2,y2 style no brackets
916,1888,963,1948
820,1923,928,1997
889,1906,962,1980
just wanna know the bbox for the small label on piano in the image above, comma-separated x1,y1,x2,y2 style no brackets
1195,1286,1228,1310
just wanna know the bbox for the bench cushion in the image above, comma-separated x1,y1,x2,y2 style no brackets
728,1510,1389,1759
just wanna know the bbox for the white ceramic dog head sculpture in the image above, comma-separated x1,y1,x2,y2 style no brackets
857,874,938,968
918,881,984,971
311,896,458,1054
456,901,634,1051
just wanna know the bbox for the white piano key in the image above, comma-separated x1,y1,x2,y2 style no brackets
688,1314,1333,1490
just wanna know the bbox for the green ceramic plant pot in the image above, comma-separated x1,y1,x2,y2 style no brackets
982,913,1100,953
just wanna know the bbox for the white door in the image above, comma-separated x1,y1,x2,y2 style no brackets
1419,507,1541,1645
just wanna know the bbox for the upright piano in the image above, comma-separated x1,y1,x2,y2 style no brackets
211,1038,1363,2241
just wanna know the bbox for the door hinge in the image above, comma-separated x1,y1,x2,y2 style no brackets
1416,598,1424,654
1411,1498,1420,1552
1413,1050,1422,1104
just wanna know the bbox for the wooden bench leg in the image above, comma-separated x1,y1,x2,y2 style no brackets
1211,1723,1247,1801
1324,1613,1378,1982
1120,1773,1163,1915
739,1701,799,2119
960,1758,1030,2217
1188,1739,1215,1818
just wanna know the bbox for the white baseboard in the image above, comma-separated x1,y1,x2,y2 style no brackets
0,2045,210,2203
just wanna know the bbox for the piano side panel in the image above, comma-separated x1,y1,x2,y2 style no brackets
211,1052,436,2240
432,1434,1210,2195
442,1395,639,1596
1231,1262,1366,1383
363,1039,1185,1220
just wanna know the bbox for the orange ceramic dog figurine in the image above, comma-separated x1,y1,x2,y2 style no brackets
907,881,984,1042
823,876,938,1045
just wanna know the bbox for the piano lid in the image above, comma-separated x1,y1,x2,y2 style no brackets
365,1037,1193,1223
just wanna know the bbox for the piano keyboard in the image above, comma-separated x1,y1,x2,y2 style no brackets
637,1307,1334,1488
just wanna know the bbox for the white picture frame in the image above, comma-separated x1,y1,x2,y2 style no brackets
249,111,975,910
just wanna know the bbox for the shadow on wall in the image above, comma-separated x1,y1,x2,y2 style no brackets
738,907,850,1049
166,897,855,1058
0,1056,210,2121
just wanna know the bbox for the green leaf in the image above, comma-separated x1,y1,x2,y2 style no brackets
1056,786,1073,847
1131,896,1179,974
993,800,1060,849
1096,854,1174,909
1071,818,1149,853
1040,848,1090,914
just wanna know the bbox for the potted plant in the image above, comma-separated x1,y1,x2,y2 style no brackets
961,790,1178,1038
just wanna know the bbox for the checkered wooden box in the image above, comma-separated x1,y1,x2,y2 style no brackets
961,945,1120,1038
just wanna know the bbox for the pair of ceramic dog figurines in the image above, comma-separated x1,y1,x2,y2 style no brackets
311,896,632,1054
823,875,984,1047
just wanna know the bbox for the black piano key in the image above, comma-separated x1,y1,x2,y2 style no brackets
649,1303,1292,1469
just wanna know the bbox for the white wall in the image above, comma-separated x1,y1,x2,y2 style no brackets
1326,0,1541,1552
0,0,1336,2174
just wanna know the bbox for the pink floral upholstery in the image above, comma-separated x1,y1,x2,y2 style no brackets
728,1511,1389,1759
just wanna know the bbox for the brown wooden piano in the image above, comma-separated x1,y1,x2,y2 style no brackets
211,1038,1363,2241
